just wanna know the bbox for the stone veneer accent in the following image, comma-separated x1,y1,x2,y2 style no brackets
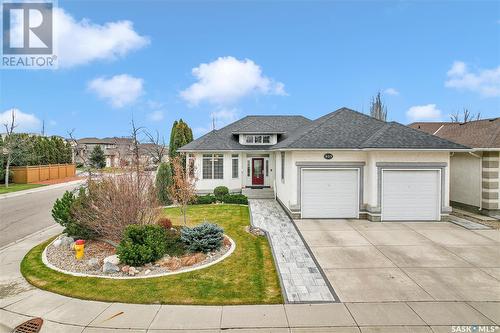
482,151,500,211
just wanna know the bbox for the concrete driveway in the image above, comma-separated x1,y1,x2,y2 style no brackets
294,219,500,303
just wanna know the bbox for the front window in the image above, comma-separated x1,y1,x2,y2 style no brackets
188,154,195,177
202,154,224,179
232,154,239,178
243,135,273,145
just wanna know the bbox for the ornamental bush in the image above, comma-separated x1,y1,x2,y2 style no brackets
214,186,229,197
180,222,224,253
117,225,167,266
195,194,216,205
221,194,248,205
51,189,94,239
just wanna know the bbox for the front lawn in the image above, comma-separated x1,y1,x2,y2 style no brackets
21,204,283,305
0,183,44,194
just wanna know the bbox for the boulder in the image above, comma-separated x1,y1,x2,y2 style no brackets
121,265,130,273
160,257,182,271
53,239,62,248
128,266,139,276
59,236,74,247
103,254,120,265
87,258,100,270
144,269,151,275
102,262,119,274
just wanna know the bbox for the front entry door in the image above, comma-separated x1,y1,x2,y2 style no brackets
252,158,264,185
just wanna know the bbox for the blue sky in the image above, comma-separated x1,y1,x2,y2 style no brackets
1,1,499,139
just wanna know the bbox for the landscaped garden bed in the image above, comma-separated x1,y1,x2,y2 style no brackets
43,232,235,278
21,204,282,304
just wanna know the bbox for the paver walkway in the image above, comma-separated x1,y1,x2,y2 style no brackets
249,199,337,302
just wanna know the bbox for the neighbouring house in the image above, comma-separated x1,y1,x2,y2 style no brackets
179,108,469,221
75,137,166,167
409,118,499,216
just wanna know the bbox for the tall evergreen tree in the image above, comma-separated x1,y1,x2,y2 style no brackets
89,145,106,169
156,162,173,205
168,119,193,159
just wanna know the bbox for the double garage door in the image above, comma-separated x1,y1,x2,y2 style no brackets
301,169,441,221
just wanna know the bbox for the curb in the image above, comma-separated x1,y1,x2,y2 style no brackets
0,180,85,200
0,224,60,253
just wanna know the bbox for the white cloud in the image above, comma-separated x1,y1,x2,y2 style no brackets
0,108,41,133
52,8,149,68
88,74,144,108
148,110,164,122
180,56,287,106
406,104,443,122
383,88,399,96
445,61,500,97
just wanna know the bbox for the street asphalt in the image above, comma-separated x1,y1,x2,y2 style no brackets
0,182,82,248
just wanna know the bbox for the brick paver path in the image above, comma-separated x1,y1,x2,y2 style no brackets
249,199,337,302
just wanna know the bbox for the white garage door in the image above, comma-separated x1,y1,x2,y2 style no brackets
382,170,440,221
302,169,359,218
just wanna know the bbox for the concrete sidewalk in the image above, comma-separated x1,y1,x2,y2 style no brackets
1,225,499,332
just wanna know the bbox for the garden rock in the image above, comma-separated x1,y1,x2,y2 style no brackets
103,254,120,265
121,265,130,273
102,262,119,274
160,257,182,271
59,236,74,248
87,258,100,270
144,269,151,275
53,239,62,248
128,266,139,276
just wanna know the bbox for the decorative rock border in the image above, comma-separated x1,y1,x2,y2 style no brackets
41,236,236,279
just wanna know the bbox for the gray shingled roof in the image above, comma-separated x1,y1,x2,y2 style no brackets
179,115,311,151
179,108,469,151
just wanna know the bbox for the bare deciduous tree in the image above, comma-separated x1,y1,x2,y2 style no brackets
168,155,197,225
67,129,93,184
370,92,387,121
144,130,168,165
2,109,18,188
450,108,481,123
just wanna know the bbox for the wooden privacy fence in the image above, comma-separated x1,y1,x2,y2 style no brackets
11,164,76,184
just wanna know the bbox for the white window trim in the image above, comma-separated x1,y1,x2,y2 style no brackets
202,154,224,180
243,134,273,145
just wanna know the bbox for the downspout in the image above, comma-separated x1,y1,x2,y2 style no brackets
468,152,482,210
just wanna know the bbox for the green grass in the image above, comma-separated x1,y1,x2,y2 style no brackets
0,183,44,194
21,204,283,305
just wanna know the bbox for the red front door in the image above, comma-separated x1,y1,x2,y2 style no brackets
252,158,264,185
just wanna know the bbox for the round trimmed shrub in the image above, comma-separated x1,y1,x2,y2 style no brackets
214,186,229,197
180,222,224,253
117,225,167,266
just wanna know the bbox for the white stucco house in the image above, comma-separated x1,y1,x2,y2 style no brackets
410,118,499,217
179,108,469,221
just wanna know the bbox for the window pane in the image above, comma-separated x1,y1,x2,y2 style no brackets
202,157,212,179
232,154,238,158
263,135,270,143
247,160,250,177
254,136,262,143
232,157,238,178
265,160,269,176
214,156,223,179
246,136,253,143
